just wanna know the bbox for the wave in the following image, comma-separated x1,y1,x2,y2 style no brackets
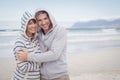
0,41,15,46
0,31,20,36
67,32,120,38
0,29,120,43
102,28,118,33
67,38,120,43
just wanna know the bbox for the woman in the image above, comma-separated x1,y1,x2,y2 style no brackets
12,11,41,80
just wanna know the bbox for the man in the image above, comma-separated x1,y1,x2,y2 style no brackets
17,9,70,80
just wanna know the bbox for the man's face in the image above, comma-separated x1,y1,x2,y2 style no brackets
36,13,51,33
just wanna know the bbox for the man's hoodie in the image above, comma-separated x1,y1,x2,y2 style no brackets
13,11,41,80
28,9,68,79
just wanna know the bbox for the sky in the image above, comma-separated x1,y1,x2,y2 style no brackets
0,0,120,22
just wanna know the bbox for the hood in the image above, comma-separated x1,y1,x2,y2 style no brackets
35,8,57,32
20,11,36,40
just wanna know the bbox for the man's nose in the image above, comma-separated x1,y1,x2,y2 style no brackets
42,21,46,25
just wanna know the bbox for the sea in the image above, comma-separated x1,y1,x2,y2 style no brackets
0,28,120,57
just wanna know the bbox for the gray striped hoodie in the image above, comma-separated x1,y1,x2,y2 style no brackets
27,9,68,79
13,11,41,80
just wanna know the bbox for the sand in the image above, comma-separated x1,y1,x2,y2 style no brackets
0,47,120,80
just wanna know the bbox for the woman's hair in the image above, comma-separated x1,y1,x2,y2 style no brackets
28,18,36,24
26,19,36,37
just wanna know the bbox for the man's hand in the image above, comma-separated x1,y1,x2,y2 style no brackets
45,47,48,52
16,48,28,62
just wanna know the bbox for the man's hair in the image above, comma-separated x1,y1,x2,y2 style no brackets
35,10,52,27
35,10,50,20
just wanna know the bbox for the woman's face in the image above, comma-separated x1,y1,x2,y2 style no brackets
26,19,37,37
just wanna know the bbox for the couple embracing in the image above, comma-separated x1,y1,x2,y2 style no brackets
12,8,70,80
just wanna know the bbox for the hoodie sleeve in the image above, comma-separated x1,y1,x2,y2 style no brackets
14,39,38,72
27,27,67,62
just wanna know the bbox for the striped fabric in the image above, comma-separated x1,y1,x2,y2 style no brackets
12,11,41,80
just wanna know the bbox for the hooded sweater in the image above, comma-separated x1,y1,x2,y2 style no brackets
27,9,68,79
13,11,41,80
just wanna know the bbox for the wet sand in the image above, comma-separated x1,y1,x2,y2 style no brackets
0,47,120,80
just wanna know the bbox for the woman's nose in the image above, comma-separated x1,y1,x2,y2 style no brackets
32,24,36,28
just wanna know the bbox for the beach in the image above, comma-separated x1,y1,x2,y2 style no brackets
0,47,120,80
0,29,120,80
68,47,120,80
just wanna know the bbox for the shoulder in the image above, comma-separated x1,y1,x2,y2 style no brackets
54,26,67,38
14,37,25,46
13,37,26,52
56,26,66,34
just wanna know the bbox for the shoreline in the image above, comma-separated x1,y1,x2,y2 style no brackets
0,47,120,80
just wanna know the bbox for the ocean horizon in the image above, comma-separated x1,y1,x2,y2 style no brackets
0,28,120,57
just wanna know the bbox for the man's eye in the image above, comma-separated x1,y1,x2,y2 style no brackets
44,18,48,20
38,20,41,22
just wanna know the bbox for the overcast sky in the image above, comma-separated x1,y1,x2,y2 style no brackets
0,0,120,22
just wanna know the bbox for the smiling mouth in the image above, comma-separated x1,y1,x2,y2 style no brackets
30,28,36,31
